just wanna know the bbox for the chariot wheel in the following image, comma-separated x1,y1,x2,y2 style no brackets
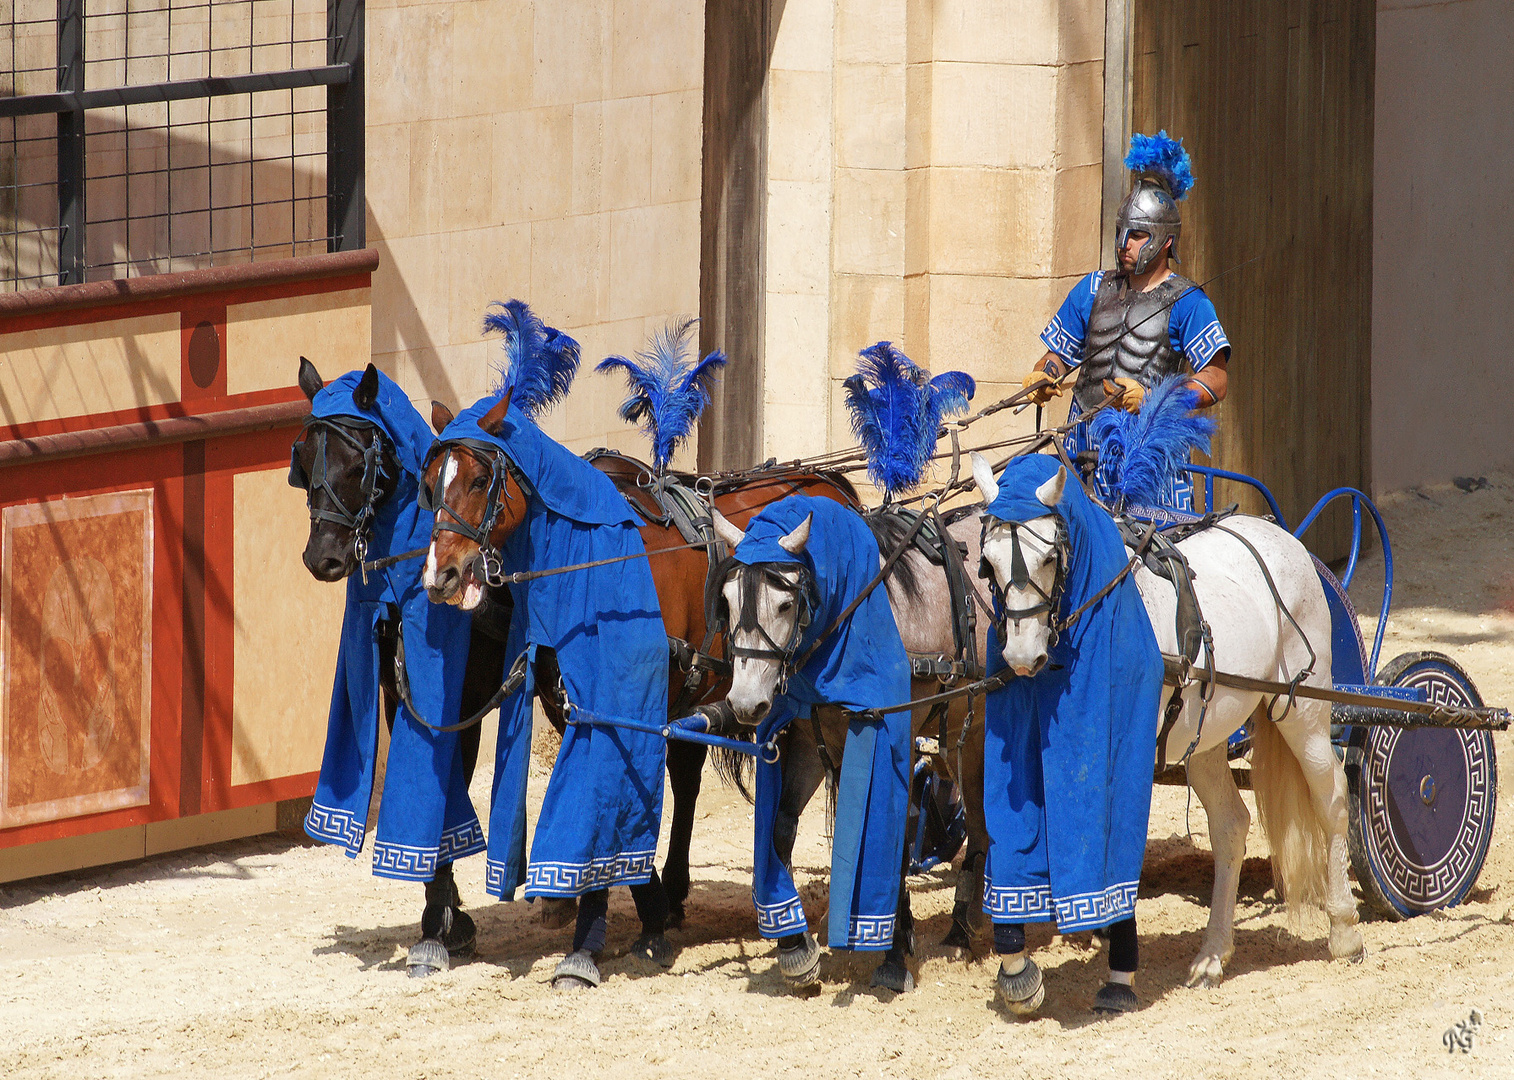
906,761,967,875
1345,652,1499,920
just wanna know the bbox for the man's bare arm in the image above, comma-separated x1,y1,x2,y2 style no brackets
1187,354,1228,406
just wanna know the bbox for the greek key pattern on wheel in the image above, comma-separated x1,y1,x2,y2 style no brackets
846,914,897,949
1054,881,1139,932
372,841,439,881
305,801,365,855
1362,716,1491,910
983,883,1053,920
524,850,657,895
755,895,807,937
437,820,487,862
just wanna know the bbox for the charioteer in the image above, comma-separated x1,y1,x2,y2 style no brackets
1022,131,1229,512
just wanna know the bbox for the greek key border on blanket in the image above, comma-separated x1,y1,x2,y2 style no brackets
754,894,807,938
371,820,488,881
845,914,897,949
305,801,365,856
524,850,657,896
984,881,1138,931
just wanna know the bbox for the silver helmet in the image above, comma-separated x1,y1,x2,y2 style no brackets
1115,177,1181,274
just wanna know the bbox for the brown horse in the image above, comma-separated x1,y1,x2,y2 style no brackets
421,392,859,976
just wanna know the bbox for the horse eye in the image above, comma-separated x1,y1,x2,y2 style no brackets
777,600,793,614
470,475,487,492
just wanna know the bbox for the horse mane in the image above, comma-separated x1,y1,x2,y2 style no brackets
862,507,922,600
1086,376,1215,508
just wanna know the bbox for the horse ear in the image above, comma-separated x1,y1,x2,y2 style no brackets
777,513,812,556
1035,465,1067,508
353,363,380,411
431,401,454,434
970,452,999,504
478,388,513,436
710,507,746,549
298,356,323,401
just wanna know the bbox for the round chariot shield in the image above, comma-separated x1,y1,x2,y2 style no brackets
1346,652,1498,919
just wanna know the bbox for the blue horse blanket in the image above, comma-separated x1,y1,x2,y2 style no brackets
435,394,669,901
300,369,485,881
734,496,912,951
981,455,1163,931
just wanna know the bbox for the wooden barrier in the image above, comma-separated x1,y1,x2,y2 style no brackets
0,251,375,882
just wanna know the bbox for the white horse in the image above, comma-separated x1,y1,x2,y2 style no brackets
971,453,1363,986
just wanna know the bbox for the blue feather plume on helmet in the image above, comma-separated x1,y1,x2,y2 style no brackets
483,299,581,420
1086,376,1215,509
843,342,975,499
1125,130,1195,201
595,317,728,473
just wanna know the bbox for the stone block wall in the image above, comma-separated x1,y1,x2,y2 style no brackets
760,0,1108,482
366,0,706,463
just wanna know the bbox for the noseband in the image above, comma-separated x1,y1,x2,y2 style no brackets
290,418,393,571
420,439,526,587
979,517,1069,645
707,555,817,694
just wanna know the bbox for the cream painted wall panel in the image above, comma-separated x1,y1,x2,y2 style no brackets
829,274,906,377
607,200,702,321
832,169,906,277
601,96,654,211
925,166,1054,276
0,314,180,426
226,289,372,395
231,469,344,787
445,224,534,347
1054,59,1105,169
1051,162,1102,277
571,102,608,215
650,91,704,203
766,181,833,296
530,214,609,328
450,0,533,116
769,71,833,184
367,3,455,128
532,2,611,107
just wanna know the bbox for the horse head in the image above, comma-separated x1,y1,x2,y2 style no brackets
291,359,399,582
710,508,814,726
972,453,1068,678
421,391,530,610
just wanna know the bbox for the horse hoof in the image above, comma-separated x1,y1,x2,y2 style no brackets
1092,982,1140,1014
440,909,476,959
552,949,601,991
539,897,578,930
995,959,1044,1017
407,938,450,978
630,933,676,969
870,960,913,994
777,933,821,990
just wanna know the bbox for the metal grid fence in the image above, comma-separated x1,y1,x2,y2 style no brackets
1,0,362,292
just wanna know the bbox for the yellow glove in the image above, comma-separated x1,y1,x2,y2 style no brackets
1104,377,1146,413
1021,368,1065,405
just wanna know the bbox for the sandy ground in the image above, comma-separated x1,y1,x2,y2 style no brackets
4,477,1514,1078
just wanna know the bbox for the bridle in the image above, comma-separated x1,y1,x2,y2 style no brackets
978,516,1070,646
289,417,394,573
419,439,527,587
706,554,818,695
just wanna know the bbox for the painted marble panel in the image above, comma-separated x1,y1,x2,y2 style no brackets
1,492,154,828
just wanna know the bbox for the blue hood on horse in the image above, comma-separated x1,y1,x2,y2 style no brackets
734,495,912,951
302,368,485,880
981,454,1163,931
435,394,669,900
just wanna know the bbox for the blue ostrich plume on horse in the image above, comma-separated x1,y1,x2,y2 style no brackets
1124,130,1195,200
595,317,728,472
1086,376,1215,509
843,341,975,499
483,299,581,419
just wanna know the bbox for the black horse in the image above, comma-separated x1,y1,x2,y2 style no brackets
292,358,512,977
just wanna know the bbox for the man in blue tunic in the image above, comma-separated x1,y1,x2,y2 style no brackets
1022,132,1229,511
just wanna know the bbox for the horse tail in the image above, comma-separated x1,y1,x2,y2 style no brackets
1248,705,1331,917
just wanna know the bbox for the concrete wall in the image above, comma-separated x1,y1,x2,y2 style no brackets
760,0,1107,481
366,0,707,464
1372,0,1514,493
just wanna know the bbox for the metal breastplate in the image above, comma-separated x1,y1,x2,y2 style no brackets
1073,273,1193,412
